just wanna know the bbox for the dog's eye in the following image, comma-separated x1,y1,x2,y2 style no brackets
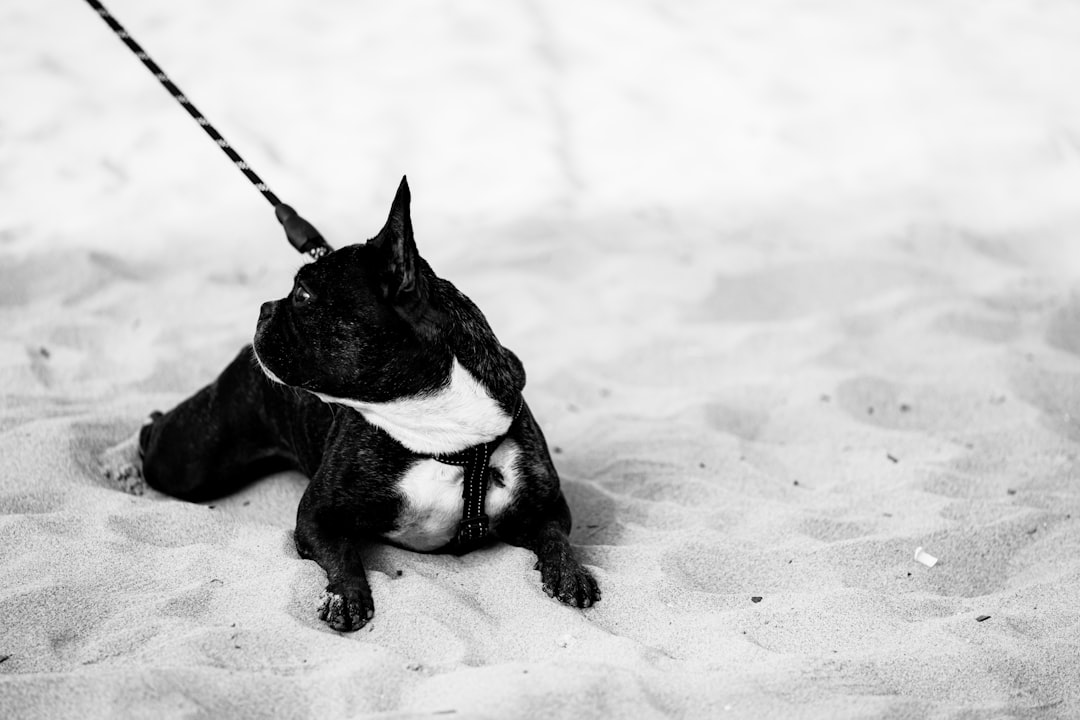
292,284,314,307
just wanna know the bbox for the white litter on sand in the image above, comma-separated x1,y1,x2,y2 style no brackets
914,547,939,568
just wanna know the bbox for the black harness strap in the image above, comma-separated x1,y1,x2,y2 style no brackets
433,441,499,550
433,397,523,551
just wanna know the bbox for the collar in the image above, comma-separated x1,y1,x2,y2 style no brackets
432,395,523,553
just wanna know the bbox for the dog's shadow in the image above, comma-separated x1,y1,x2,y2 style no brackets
561,476,622,551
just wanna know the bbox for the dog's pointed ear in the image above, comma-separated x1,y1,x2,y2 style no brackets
369,176,423,303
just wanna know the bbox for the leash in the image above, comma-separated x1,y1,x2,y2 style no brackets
81,0,333,259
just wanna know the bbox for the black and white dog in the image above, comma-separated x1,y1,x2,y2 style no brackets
103,177,599,631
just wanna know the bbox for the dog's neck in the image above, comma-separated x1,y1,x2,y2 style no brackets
311,358,513,455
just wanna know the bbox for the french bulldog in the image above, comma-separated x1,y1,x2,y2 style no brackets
104,177,600,631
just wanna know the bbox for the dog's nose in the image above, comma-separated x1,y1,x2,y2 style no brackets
259,301,274,322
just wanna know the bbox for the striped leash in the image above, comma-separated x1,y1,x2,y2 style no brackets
82,0,332,259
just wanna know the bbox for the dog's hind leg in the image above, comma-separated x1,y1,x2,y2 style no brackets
139,346,299,502
100,423,150,496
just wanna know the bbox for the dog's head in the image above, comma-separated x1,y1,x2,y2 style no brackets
253,177,524,409
253,176,453,402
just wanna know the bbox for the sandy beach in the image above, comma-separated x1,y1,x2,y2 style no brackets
2,0,1080,717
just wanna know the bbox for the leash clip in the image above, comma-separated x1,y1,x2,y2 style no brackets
275,203,332,259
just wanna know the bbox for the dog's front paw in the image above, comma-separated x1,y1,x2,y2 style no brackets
318,582,374,631
536,549,601,609
99,432,146,496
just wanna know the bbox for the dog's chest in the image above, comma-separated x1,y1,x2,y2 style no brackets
384,439,521,551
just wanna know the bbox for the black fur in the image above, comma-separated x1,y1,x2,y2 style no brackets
138,177,600,631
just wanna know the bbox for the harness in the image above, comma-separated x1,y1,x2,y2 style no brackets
432,397,522,552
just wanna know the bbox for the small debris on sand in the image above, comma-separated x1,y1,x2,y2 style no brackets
751,596,763,603
976,615,991,622
913,547,938,567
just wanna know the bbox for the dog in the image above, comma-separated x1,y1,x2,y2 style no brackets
102,177,600,631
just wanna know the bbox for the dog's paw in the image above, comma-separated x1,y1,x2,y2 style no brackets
318,582,374,632
536,551,601,609
99,432,146,496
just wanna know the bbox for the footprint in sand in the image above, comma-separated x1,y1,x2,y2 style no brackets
1010,366,1080,443
106,505,230,548
823,512,1066,599
1002,292,1080,441
0,249,144,308
933,311,1020,344
0,488,67,515
1045,292,1080,357
703,402,767,442
834,375,924,431
158,583,219,621
695,259,921,323
797,515,874,543
561,479,621,546
660,541,803,596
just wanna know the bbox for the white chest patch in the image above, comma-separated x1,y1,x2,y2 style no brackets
384,439,521,551
311,358,511,455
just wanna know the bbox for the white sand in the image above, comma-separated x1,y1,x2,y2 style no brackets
3,0,1080,717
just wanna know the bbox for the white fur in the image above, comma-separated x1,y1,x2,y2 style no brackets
385,439,521,551
252,347,287,386
253,347,521,549
254,346,510,455
311,359,512,455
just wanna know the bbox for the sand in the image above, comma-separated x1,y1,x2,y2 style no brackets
3,0,1080,717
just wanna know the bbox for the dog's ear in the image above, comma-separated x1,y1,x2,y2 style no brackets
369,176,424,303
368,176,443,336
